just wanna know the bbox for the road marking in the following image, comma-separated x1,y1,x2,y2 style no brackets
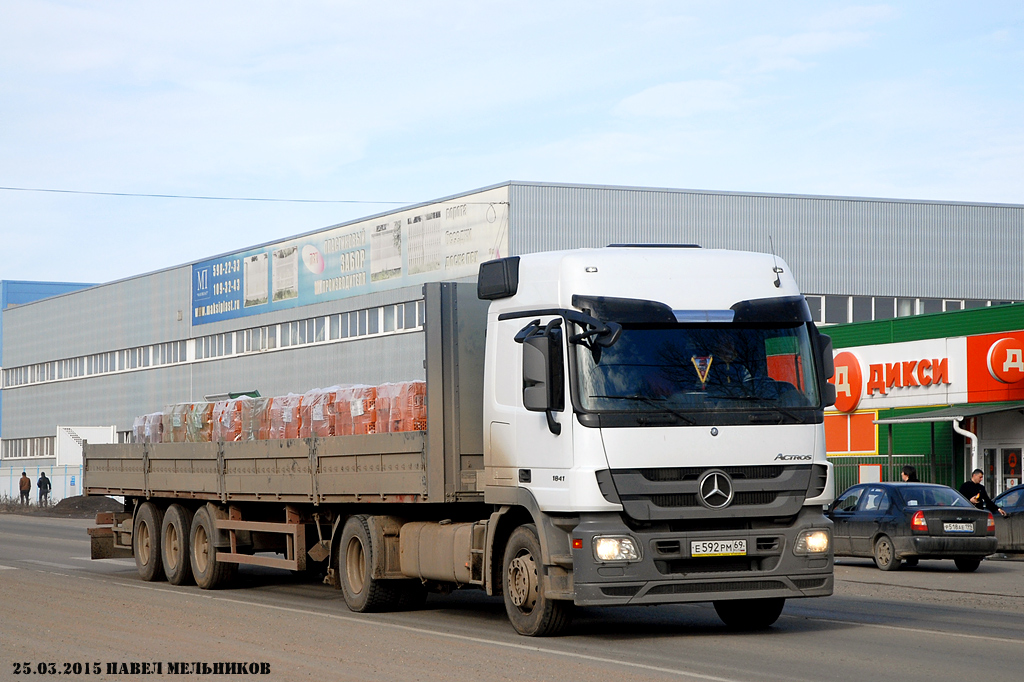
839,578,1024,600
60,576,755,682
72,556,136,567
783,613,1024,646
62,570,1024,676
20,559,80,570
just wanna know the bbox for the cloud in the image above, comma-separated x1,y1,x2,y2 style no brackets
613,80,742,119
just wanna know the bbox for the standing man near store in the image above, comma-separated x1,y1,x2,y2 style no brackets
19,472,31,505
37,472,51,508
960,469,1008,517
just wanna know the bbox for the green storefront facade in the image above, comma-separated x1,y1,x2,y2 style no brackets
825,303,1024,496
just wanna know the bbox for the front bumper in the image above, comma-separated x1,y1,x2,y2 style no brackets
897,535,998,558
570,506,833,606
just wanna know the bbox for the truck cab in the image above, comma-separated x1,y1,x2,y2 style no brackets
479,246,836,631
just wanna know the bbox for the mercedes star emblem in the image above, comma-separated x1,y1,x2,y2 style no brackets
698,469,735,509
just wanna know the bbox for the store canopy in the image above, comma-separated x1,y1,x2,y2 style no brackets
873,401,1024,425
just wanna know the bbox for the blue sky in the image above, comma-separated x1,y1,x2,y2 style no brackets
1,1,1022,283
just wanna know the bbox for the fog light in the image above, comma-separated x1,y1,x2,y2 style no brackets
794,529,830,555
593,536,640,562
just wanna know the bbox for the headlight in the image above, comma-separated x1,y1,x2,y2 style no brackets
794,529,830,555
593,536,641,562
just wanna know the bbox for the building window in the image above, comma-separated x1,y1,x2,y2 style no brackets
852,297,873,322
825,296,849,324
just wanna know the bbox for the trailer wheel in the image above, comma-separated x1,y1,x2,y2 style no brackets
161,504,195,586
502,524,573,636
189,506,237,589
713,597,785,630
338,515,405,612
133,502,165,582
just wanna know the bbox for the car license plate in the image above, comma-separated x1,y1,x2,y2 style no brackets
691,540,747,557
943,522,974,533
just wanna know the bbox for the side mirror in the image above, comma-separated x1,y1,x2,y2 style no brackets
819,334,834,379
521,319,565,435
823,383,837,408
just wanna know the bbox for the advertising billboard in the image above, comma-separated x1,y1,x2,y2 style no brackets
191,186,509,325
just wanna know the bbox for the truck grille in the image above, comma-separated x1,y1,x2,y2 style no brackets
649,491,778,508
600,465,814,521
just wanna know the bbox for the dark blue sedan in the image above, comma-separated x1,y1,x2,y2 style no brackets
829,482,997,571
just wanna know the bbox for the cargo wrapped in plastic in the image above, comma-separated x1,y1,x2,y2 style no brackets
240,397,272,441
387,380,427,432
212,400,244,442
132,414,147,444
186,402,214,442
299,387,340,438
144,412,164,444
335,385,377,435
162,404,189,443
269,394,303,440
374,383,402,434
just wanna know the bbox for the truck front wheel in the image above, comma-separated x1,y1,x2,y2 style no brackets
133,502,165,582
189,506,237,589
713,597,785,630
502,524,573,636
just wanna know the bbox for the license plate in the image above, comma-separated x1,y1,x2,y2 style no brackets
691,539,747,557
943,522,974,533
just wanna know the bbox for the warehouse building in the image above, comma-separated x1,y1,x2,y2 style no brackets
2,181,1023,500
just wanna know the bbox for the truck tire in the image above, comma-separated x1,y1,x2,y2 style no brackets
502,524,573,637
713,597,785,630
953,556,982,572
189,506,237,589
872,535,901,571
161,504,194,586
133,502,165,582
338,515,405,612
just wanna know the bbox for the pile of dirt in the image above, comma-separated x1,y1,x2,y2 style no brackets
43,495,124,519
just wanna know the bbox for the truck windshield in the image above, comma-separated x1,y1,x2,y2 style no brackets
575,324,821,415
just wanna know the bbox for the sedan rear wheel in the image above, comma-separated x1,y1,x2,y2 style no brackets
873,535,901,571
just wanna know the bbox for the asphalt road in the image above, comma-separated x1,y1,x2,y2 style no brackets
1,514,1021,682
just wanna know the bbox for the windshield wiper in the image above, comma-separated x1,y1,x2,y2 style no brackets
591,394,696,425
711,395,808,423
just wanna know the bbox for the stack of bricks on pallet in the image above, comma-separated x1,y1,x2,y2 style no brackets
132,381,427,443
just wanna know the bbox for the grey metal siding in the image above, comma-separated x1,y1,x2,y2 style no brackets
508,182,1024,300
3,266,192,366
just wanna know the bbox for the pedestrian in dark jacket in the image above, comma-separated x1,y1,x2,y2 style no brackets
959,469,1007,516
901,465,919,482
37,472,51,507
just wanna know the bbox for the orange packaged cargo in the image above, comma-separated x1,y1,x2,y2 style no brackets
240,397,272,441
375,383,404,434
269,394,302,439
335,385,376,435
212,400,243,442
186,402,214,442
300,388,338,438
393,380,426,432
163,404,189,443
